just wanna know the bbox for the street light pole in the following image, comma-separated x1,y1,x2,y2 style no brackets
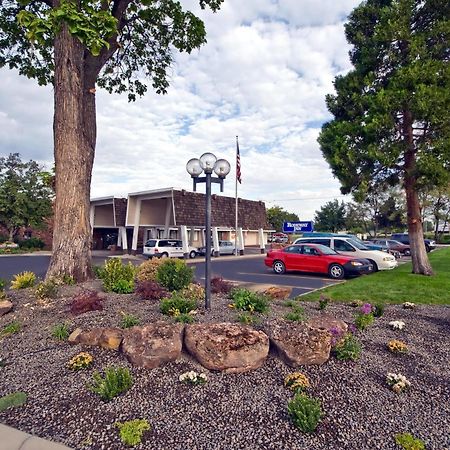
205,170,212,309
186,153,231,310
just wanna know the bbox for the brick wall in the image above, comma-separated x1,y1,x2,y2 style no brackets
114,198,127,227
173,190,270,229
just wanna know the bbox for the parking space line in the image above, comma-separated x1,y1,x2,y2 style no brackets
237,271,342,284
197,277,317,291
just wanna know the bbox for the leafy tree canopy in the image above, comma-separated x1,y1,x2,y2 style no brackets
0,153,53,240
266,205,299,232
313,200,346,232
319,0,450,197
0,0,224,100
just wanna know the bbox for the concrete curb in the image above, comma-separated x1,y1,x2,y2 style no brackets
0,424,72,450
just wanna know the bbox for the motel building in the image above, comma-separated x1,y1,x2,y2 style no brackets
89,188,273,256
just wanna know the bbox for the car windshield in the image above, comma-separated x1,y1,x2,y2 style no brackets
347,239,369,250
315,244,337,255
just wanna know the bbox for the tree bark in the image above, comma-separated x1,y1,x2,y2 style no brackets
46,23,95,281
403,110,433,275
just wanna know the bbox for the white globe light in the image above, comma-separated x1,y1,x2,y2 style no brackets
199,152,217,173
214,159,231,178
186,158,203,177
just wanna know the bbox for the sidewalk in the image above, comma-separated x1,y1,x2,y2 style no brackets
0,424,72,450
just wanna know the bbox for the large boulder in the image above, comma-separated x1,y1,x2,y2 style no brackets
68,327,123,351
266,320,332,366
0,300,13,316
308,315,348,345
184,323,269,373
122,321,184,369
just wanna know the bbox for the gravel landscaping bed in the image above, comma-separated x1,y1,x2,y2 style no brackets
0,281,449,450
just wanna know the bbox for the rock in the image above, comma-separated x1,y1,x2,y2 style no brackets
262,286,292,300
68,328,83,345
308,314,348,334
266,320,332,366
184,323,269,373
122,321,184,369
0,300,13,316
70,327,123,351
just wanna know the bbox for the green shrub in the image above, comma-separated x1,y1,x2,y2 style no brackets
394,433,426,450
115,419,150,447
179,283,205,302
160,294,197,316
372,303,385,318
0,279,5,290
288,393,322,433
112,279,135,294
0,321,21,339
318,294,329,310
18,237,45,249
284,305,305,322
174,313,195,323
35,280,58,299
0,392,27,412
88,366,133,401
354,312,375,330
156,259,193,291
10,271,36,289
101,259,136,293
230,288,269,313
52,323,70,341
92,265,104,279
333,333,362,361
237,312,256,324
120,313,141,329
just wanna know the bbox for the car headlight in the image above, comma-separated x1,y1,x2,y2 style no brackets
350,261,363,266
383,256,394,261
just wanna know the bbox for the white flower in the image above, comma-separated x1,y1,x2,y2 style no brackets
403,302,416,309
389,320,406,330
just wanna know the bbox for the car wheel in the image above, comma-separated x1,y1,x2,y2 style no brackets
160,252,169,258
273,260,286,274
425,245,430,253
367,260,378,272
328,263,345,280
404,249,411,256
189,250,197,259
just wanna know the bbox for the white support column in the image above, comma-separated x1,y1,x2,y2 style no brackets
212,226,219,256
163,197,171,238
121,227,128,253
131,200,141,255
117,229,122,247
89,205,95,233
258,228,265,254
237,227,245,255
180,225,189,259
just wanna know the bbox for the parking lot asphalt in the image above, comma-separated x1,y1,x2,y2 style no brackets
0,251,340,297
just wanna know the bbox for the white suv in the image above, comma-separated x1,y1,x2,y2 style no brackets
294,236,397,271
143,239,197,259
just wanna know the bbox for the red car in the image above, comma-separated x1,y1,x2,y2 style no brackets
264,243,373,279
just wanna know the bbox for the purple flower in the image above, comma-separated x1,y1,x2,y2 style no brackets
348,323,357,334
361,303,372,315
329,326,344,346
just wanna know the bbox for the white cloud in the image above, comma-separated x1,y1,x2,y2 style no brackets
0,0,361,222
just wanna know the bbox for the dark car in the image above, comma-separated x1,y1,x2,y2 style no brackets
391,233,436,252
371,239,411,256
264,243,373,279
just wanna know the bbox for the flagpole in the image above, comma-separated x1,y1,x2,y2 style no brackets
235,135,239,256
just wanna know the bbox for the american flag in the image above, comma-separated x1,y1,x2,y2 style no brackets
236,136,242,184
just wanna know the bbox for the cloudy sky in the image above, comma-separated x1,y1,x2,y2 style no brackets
0,0,361,221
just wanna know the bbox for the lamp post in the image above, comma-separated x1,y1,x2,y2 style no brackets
186,153,231,309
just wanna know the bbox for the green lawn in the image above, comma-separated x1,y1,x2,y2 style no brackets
301,247,450,305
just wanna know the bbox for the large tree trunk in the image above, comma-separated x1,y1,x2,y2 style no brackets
403,110,433,275
46,24,96,281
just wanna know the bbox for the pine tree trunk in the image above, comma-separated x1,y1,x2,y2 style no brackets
46,24,95,281
403,110,433,275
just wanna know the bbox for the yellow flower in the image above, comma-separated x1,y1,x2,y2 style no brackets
387,340,408,354
284,372,310,392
